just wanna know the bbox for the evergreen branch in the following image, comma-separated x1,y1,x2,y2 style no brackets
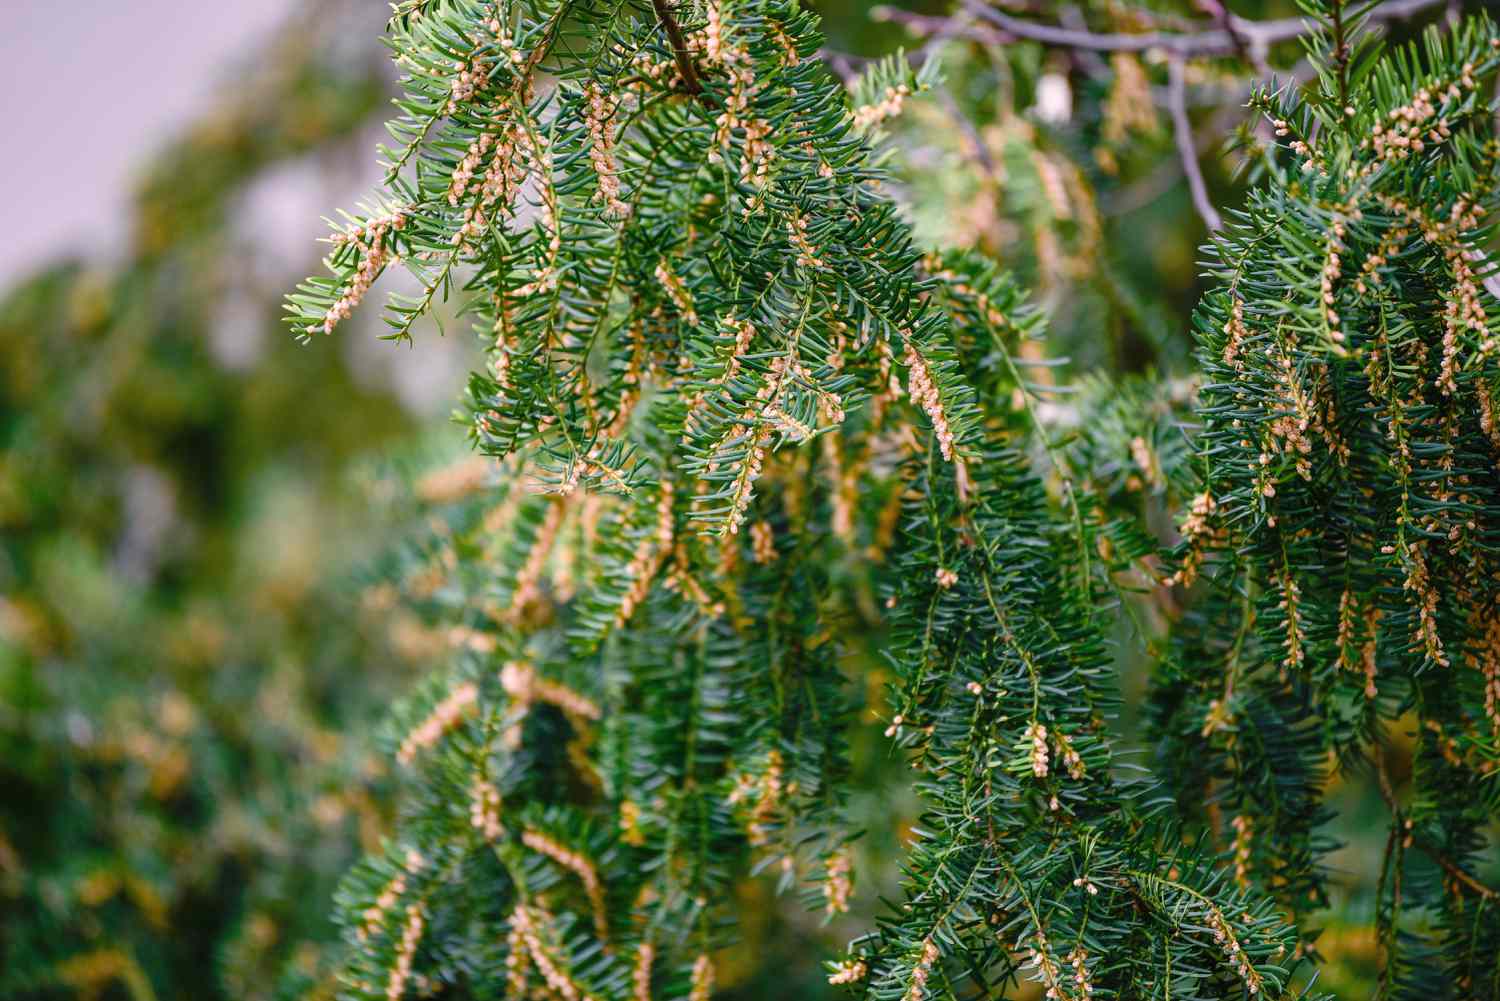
282,2,1500,996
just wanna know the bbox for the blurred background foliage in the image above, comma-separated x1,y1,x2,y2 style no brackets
0,0,1485,998
0,4,442,997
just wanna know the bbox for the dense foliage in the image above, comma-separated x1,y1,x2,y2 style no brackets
4,0,1499,999
1154,17,1500,991
286,0,1500,999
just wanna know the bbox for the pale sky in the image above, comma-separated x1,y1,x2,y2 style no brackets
1,0,299,286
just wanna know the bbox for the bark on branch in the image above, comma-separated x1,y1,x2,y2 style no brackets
652,0,704,96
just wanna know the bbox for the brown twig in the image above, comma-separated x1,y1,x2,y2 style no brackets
1329,0,1352,113
1374,815,1402,1001
1429,847,1499,900
1372,743,1498,901
651,0,703,96
1194,0,1268,74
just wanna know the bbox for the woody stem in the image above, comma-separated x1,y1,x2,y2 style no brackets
651,0,704,96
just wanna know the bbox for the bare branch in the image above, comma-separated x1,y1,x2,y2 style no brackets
962,0,1446,58
936,85,998,179
870,5,1009,47
1167,55,1221,232
1194,0,1269,74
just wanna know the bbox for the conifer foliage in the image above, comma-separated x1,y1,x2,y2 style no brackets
1151,13,1500,993
289,0,1500,997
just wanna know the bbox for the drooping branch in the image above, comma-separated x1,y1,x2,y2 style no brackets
282,1,1500,996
